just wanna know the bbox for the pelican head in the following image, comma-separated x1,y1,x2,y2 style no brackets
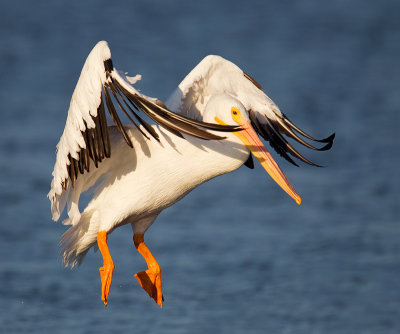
204,94,302,205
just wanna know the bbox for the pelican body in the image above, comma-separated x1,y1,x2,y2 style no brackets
49,41,334,307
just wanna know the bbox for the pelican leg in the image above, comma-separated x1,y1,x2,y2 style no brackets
133,233,163,307
97,231,115,306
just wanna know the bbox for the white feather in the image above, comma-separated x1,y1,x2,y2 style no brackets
59,123,248,266
166,55,283,124
48,41,111,221
48,42,325,267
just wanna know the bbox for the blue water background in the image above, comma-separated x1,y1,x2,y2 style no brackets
0,0,399,333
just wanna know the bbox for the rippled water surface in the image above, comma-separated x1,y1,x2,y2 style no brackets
0,0,399,333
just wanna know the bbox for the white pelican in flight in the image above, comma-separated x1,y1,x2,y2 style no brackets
48,41,334,307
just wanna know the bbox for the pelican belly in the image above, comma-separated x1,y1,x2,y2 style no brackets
87,125,249,231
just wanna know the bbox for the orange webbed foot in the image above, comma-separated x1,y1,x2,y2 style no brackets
97,231,115,307
135,267,163,307
133,233,164,307
99,262,114,306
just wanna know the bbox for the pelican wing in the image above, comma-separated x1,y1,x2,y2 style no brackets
49,42,240,220
166,55,335,168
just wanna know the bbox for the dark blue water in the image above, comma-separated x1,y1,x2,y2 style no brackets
0,0,399,333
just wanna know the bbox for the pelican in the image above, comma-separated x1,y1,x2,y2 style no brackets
48,41,334,307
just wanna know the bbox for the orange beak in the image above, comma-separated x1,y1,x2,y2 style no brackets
216,116,302,205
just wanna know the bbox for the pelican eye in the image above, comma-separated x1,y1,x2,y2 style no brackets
231,107,240,116
231,107,242,124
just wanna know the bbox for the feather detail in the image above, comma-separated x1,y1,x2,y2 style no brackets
48,42,239,221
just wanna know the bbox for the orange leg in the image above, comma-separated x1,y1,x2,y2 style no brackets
133,233,163,307
97,231,115,307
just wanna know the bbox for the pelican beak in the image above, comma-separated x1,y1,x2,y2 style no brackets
216,116,302,205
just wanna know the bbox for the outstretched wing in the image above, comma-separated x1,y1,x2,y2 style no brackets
48,42,240,220
166,55,335,168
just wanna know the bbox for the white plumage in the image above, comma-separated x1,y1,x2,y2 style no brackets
48,41,334,306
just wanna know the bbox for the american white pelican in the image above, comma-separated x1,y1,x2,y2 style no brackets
48,41,334,307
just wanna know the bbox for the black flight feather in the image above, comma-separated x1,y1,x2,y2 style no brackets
62,56,241,189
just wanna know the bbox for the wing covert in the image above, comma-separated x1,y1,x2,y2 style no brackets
49,42,240,221
166,55,335,168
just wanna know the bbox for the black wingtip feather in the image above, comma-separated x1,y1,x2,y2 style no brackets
318,132,336,143
283,113,335,145
249,110,334,167
98,95,111,158
104,59,113,73
104,86,133,148
318,134,335,151
125,89,231,141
